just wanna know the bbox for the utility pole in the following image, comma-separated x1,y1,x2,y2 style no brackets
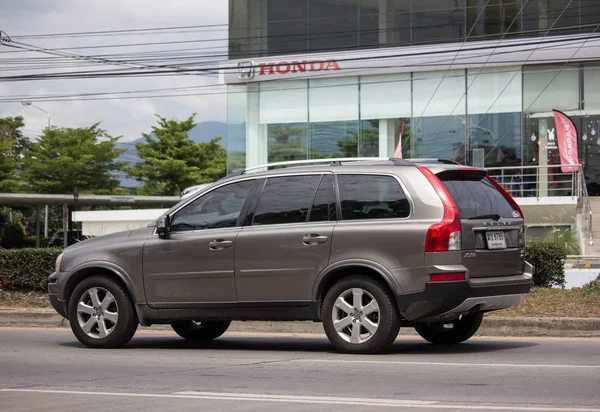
21,101,51,239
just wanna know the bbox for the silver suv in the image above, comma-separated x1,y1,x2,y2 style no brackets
48,158,533,354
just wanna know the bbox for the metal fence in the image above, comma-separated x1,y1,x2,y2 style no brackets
487,164,593,247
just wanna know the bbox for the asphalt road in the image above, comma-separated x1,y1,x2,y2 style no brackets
1,328,599,412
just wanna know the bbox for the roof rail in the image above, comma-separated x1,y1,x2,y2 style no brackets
243,157,413,173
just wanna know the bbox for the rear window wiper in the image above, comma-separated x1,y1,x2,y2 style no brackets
465,214,501,220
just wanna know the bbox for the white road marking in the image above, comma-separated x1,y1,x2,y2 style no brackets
2,389,600,411
293,359,600,369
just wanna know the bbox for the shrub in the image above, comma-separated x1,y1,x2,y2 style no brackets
526,241,567,288
0,248,62,290
543,227,581,255
581,278,600,295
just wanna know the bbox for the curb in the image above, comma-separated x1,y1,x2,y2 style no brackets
1,309,599,337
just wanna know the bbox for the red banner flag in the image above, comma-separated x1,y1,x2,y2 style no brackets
552,109,579,173
393,120,405,158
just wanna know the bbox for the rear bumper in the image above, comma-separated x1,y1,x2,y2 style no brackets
398,263,533,322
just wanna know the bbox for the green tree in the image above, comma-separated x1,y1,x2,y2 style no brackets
0,116,28,192
22,124,126,194
128,114,226,196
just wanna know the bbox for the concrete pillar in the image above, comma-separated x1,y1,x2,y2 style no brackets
245,84,268,168
539,119,549,197
35,205,41,248
379,119,399,157
62,203,68,249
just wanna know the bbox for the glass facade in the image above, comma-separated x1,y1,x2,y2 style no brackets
227,62,600,191
229,0,600,58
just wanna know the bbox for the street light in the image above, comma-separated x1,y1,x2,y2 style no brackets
21,101,51,127
21,101,51,239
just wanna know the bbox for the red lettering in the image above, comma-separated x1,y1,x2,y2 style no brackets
324,59,341,71
292,60,307,73
309,60,325,72
276,61,291,74
259,63,274,75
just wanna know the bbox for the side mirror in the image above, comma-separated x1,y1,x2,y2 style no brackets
157,216,171,237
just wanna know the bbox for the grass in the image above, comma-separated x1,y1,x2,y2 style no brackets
0,289,52,309
488,287,600,318
1,286,599,317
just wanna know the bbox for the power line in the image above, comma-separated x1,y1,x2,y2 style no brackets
1,32,598,85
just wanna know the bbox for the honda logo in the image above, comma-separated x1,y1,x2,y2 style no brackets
237,61,255,80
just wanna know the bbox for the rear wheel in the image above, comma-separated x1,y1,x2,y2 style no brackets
322,275,400,354
414,312,483,345
68,276,138,348
170,320,231,341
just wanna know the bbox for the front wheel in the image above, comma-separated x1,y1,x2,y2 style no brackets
68,276,138,348
414,312,483,345
170,320,231,341
322,275,400,354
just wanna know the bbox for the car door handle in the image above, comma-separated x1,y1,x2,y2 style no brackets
302,234,328,245
208,239,233,250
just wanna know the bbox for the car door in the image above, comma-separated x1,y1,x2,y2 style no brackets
235,173,336,303
143,179,255,307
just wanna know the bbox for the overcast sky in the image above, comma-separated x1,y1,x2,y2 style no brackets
0,0,228,142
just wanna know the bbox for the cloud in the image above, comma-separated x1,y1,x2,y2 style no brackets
0,0,228,141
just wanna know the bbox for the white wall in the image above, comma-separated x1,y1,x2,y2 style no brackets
72,209,168,237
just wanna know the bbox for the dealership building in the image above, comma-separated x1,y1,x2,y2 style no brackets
220,0,600,193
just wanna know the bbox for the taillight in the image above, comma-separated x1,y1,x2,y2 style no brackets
417,166,462,252
485,174,524,219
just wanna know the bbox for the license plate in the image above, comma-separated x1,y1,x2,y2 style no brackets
486,231,506,249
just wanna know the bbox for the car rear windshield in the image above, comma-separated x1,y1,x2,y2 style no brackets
438,172,516,219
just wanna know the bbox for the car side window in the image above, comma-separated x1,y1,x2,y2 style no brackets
309,174,336,222
253,175,321,225
170,180,254,232
337,174,411,220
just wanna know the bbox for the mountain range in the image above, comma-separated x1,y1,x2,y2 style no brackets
115,121,227,187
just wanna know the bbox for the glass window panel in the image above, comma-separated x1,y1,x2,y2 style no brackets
467,66,522,114
582,0,600,30
413,70,466,117
468,112,521,168
260,80,308,124
412,0,466,43
309,77,359,122
267,123,309,162
467,0,522,40
584,65,600,111
523,65,579,113
308,0,359,52
359,0,380,47
523,0,581,37
310,121,360,158
229,0,268,58
268,0,308,55
359,120,381,157
171,181,254,231
253,175,321,225
360,73,411,119
411,116,467,164
383,0,411,46
337,174,411,220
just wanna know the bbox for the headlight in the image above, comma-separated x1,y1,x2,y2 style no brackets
55,253,64,272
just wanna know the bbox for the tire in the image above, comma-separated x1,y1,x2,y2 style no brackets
414,312,483,345
322,275,400,354
68,275,138,348
171,320,231,341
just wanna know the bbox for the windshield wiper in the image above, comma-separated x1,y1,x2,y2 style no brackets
466,214,501,220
